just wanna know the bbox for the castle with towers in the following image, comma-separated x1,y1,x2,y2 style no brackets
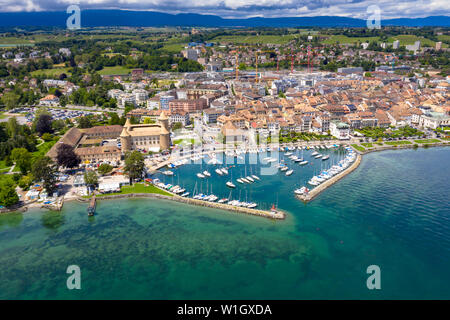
120,111,171,153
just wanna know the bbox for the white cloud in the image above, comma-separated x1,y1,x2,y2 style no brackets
0,0,448,19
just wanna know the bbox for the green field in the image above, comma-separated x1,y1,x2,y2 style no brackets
30,67,72,77
212,34,298,45
320,34,447,48
361,143,374,148
385,140,413,146
414,139,441,144
31,140,57,159
98,66,131,75
322,35,379,45
162,43,186,52
386,35,440,47
351,144,365,152
96,183,173,197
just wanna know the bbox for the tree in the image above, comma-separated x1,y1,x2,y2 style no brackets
41,133,54,142
6,117,21,137
56,143,81,169
124,151,145,185
2,92,20,110
0,181,19,207
32,156,58,195
109,113,121,125
77,116,92,129
84,170,98,192
143,117,155,124
98,163,113,175
35,114,54,136
11,148,32,174
172,122,182,130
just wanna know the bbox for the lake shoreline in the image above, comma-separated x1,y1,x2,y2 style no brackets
2,143,448,217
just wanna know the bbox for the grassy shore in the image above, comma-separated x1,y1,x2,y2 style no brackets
384,140,412,146
95,183,173,197
351,144,365,152
414,139,442,144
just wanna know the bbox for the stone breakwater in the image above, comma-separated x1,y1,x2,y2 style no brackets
80,192,285,220
296,154,362,203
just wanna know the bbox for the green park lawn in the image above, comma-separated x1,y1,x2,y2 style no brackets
96,183,173,197
351,144,365,152
361,143,374,148
384,140,412,146
97,66,132,75
414,139,441,144
30,67,72,77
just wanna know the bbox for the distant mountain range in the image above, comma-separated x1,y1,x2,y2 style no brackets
0,10,449,28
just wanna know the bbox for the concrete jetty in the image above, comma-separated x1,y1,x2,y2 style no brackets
296,154,362,203
82,192,285,220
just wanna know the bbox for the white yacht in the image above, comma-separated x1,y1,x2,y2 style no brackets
203,170,211,177
226,181,236,188
197,173,205,178
294,187,307,195
285,169,294,176
251,175,260,181
215,168,224,175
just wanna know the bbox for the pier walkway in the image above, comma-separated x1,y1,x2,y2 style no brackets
296,154,362,203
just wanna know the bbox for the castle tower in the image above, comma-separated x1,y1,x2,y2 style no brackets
120,126,131,152
158,111,170,151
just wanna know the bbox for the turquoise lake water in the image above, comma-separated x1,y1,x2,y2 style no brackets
0,147,449,299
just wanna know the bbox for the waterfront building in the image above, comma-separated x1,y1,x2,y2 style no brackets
418,112,450,130
330,121,350,140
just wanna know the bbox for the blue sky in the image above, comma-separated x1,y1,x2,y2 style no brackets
0,0,448,19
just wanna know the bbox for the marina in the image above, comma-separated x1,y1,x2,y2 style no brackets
151,144,358,214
